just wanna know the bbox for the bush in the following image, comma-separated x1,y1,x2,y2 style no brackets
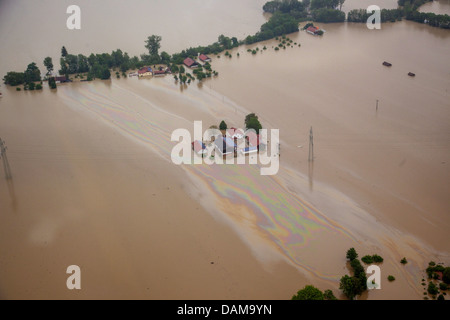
400,258,408,265
35,83,43,90
323,289,337,300
388,275,396,282
3,71,25,86
443,267,450,284
428,282,439,295
361,255,373,264
372,255,384,263
292,285,324,300
437,294,445,301
439,283,447,291
16,87,21,91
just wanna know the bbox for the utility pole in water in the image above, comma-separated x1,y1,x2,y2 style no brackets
376,99,379,111
0,138,12,180
308,127,314,162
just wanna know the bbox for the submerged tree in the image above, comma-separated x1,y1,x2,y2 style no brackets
219,120,228,131
43,57,54,76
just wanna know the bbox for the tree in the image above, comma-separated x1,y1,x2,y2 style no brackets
246,117,262,134
339,275,360,300
48,77,57,89
400,257,408,264
291,285,324,300
160,51,171,65
61,46,68,57
443,267,450,284
346,248,358,261
43,57,54,76
323,289,337,300
24,62,41,83
338,0,345,11
100,67,111,80
219,120,228,131
245,113,258,128
427,282,439,295
145,35,162,57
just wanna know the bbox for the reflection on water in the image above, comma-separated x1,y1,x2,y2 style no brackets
308,161,314,191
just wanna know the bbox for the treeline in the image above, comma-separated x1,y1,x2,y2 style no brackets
348,0,450,29
59,46,143,81
312,8,345,23
245,0,308,44
171,35,239,64
310,0,346,23
398,0,432,11
406,10,450,29
348,8,404,23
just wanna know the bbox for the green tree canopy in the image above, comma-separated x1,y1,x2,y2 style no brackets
291,285,324,300
61,46,68,57
24,62,41,83
219,120,228,131
145,35,162,57
339,275,360,300
43,57,54,76
3,72,25,86
346,248,358,261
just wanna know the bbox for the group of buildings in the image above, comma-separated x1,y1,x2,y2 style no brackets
135,53,212,78
192,127,264,158
136,66,171,77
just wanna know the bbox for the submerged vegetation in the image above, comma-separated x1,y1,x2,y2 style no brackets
291,285,337,300
422,261,450,300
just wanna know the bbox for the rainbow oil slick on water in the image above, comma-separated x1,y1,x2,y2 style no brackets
57,83,428,288
56,81,383,283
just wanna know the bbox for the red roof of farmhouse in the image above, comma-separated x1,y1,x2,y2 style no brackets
138,67,151,74
183,57,198,67
199,54,211,61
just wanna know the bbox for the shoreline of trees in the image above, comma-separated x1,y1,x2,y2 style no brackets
3,0,449,91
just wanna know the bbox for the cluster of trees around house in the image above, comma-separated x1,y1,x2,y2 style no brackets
246,0,346,43
348,0,450,29
423,261,450,300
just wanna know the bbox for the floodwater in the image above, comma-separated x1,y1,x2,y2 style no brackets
0,0,449,300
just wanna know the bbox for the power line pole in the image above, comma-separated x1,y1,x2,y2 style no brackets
308,127,314,162
376,99,379,111
0,138,12,180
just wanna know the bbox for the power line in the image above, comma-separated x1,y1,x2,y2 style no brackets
0,138,12,180
308,126,314,162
